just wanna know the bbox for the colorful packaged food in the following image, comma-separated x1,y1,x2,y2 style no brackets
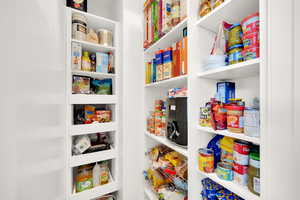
76,164,93,192
84,105,96,122
226,105,245,133
228,24,243,48
207,135,223,168
151,58,157,82
154,111,163,135
95,110,111,123
233,140,250,165
180,0,187,20
72,13,87,41
228,44,244,65
217,82,235,104
199,0,212,17
244,108,260,137
151,0,159,42
198,148,214,173
233,162,248,186
242,46,260,61
200,107,211,127
72,76,90,94
96,52,109,73
99,161,110,185
216,162,233,181
172,0,181,26
242,32,259,49
163,47,173,80
72,42,82,71
241,12,259,35
210,99,227,130
220,137,234,164
90,79,112,95
155,50,164,81
162,0,172,34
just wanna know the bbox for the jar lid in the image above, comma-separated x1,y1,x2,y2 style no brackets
228,44,244,51
224,105,245,111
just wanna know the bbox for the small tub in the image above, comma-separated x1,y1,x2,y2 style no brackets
228,23,243,48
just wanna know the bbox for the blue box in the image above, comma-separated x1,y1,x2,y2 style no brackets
217,82,235,103
151,58,156,83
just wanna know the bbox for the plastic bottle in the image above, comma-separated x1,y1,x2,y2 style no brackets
82,51,91,71
93,162,101,187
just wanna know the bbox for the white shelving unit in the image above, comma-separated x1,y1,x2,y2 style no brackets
188,0,264,199
66,7,120,200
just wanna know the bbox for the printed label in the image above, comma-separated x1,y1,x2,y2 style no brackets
253,177,260,194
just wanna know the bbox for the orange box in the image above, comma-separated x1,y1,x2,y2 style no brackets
172,42,180,77
182,36,188,75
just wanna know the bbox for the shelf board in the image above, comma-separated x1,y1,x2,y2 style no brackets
72,70,116,79
70,122,117,136
71,8,117,30
197,58,260,80
145,75,188,88
145,132,188,157
144,18,187,54
70,181,118,200
70,94,117,104
195,0,259,33
70,149,117,167
197,125,260,144
72,39,115,53
198,170,260,200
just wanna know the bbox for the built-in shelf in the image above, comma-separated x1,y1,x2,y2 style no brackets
198,170,260,200
145,75,188,88
70,94,117,104
145,132,187,157
70,149,117,167
197,125,260,144
195,0,259,33
72,70,116,79
70,181,118,200
72,39,115,53
70,122,117,136
197,58,260,80
144,18,187,54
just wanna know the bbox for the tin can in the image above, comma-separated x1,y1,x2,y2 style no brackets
72,13,87,41
198,148,214,173
216,162,233,181
233,162,248,186
233,140,250,165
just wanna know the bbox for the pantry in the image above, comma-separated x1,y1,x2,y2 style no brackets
2,0,299,200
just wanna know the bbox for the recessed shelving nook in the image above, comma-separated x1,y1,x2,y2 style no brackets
66,6,120,200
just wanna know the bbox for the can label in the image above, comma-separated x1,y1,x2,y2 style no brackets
233,142,250,165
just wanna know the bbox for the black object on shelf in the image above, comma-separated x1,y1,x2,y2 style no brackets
67,0,87,12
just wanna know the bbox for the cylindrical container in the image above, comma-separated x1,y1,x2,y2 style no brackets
233,140,250,165
244,108,260,137
72,13,87,41
198,148,214,173
228,23,243,48
242,47,260,61
242,32,260,49
233,162,248,186
81,51,91,71
216,162,233,181
248,152,260,195
225,105,245,133
228,44,244,65
241,12,260,35
97,29,113,46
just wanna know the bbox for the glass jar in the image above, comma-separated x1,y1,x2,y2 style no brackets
247,152,260,195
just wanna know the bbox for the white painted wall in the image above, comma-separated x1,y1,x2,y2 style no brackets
0,0,67,200
121,0,145,199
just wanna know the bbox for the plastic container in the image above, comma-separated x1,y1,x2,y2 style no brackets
198,148,214,173
248,152,260,195
97,29,113,47
72,13,87,41
244,108,260,137
233,140,250,165
241,12,260,35
93,163,101,187
216,162,233,181
228,44,244,65
82,51,91,71
242,32,260,49
233,162,248,186
242,46,260,61
225,105,245,133
228,23,243,48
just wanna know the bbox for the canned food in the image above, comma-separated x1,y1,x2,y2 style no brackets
198,148,214,173
233,162,248,186
216,162,233,181
228,24,243,48
228,44,244,65
97,29,113,46
233,140,250,165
